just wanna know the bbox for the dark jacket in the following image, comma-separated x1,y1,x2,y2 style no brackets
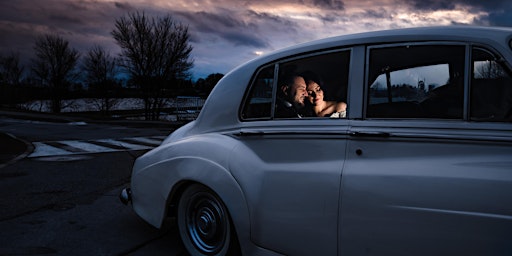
275,98,303,118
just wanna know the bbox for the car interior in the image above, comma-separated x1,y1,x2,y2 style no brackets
367,44,466,119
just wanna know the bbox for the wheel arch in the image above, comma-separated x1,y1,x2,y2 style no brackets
134,155,251,252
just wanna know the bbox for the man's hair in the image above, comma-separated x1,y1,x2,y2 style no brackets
279,73,301,95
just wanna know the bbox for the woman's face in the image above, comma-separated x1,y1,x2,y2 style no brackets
306,81,324,105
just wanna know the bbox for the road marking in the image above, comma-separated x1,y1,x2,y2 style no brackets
43,141,89,153
28,136,166,158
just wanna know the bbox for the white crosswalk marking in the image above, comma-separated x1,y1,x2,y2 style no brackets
28,136,166,158
61,140,118,153
30,142,71,157
95,139,151,150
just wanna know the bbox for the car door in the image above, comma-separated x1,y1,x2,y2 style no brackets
340,43,512,255
234,50,351,255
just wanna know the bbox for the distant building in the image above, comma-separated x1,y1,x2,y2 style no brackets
418,80,425,91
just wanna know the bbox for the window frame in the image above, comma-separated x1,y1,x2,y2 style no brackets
469,45,512,122
364,41,470,120
240,48,353,121
238,63,276,121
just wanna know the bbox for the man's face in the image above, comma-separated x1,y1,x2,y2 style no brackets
288,76,308,107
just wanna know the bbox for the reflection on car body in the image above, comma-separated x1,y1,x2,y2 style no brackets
121,26,512,256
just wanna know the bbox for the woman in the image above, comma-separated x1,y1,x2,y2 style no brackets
305,78,347,118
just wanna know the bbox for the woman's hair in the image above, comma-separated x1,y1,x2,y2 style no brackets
300,71,324,88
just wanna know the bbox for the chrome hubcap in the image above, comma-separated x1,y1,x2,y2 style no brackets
198,207,217,239
187,194,227,254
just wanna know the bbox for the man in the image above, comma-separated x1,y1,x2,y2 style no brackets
275,74,308,118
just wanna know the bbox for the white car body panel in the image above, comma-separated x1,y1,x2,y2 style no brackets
232,120,349,255
126,26,512,255
341,120,512,255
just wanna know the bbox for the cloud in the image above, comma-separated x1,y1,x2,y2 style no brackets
403,0,458,10
114,1,135,11
0,0,508,80
485,7,512,27
234,0,345,10
175,10,269,48
401,0,512,26
404,0,505,10
363,8,392,19
246,10,297,27
312,0,345,10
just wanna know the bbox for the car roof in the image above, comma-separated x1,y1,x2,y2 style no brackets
266,25,512,60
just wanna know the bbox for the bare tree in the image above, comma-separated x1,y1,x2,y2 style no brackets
112,11,193,120
475,60,506,79
0,52,24,86
82,45,120,115
32,34,80,113
0,52,24,106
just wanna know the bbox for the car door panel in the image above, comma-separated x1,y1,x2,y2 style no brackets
230,121,348,255
340,122,512,255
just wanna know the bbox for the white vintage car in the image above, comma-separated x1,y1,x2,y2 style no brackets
121,26,512,256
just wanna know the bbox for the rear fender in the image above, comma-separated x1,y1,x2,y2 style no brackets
131,156,251,251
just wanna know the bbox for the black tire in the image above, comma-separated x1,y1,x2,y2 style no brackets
178,184,238,256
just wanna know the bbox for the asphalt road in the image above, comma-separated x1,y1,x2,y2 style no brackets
0,113,188,256
0,132,27,167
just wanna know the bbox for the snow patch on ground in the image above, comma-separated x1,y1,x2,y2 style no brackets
18,97,205,122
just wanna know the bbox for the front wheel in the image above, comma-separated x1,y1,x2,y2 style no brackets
177,184,238,256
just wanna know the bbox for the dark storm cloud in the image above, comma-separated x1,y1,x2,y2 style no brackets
405,0,505,10
484,9,512,27
1,0,508,79
312,0,345,10
402,0,512,26
246,10,296,27
244,0,344,10
364,8,392,20
0,0,124,37
114,1,135,11
472,0,512,27
317,14,338,23
222,32,268,47
48,14,84,26
404,0,457,10
184,11,243,30
0,0,128,68
176,10,270,48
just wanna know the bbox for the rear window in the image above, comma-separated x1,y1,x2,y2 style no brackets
470,47,512,122
241,65,275,120
241,50,350,120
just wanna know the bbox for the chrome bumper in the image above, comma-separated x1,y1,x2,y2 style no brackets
119,188,132,205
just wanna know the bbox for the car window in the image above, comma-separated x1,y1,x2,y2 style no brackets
275,50,350,119
470,47,512,122
241,65,275,120
367,44,465,119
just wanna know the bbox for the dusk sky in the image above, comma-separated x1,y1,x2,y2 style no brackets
1,0,511,80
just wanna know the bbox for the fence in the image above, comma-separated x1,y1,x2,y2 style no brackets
175,96,204,121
